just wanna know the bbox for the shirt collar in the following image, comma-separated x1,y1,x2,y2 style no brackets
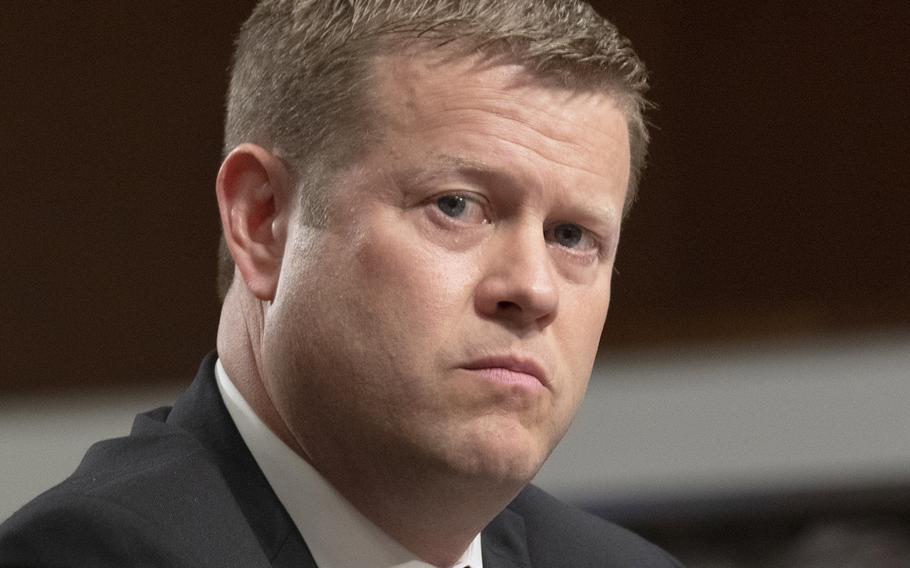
214,358,483,568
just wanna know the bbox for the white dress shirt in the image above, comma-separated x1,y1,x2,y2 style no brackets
215,359,483,568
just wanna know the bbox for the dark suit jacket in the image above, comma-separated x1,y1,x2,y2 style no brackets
0,353,681,567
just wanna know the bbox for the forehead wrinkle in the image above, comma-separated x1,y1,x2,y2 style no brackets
395,111,626,190
397,87,629,179
491,132,627,195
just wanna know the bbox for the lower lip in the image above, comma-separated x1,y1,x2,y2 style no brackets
464,367,545,391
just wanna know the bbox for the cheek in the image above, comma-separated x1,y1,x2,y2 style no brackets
353,223,479,317
559,282,612,369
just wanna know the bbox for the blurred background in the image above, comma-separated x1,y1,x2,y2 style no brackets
1,2,908,566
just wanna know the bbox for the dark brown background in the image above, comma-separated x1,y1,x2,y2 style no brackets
2,2,908,392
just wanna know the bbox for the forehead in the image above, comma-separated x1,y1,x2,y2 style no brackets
366,49,631,199
378,50,625,137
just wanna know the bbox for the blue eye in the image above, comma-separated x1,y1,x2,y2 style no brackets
545,223,599,253
436,195,467,218
552,224,583,247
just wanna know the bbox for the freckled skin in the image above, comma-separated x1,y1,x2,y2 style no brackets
261,52,630,507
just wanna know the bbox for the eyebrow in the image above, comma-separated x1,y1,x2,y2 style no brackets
393,154,501,188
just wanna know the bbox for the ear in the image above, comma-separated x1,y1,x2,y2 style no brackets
215,144,292,301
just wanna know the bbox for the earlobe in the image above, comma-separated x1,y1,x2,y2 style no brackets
216,144,292,301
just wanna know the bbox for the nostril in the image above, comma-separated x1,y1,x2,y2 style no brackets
496,300,519,311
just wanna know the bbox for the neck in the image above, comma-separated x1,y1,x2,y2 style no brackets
217,287,304,455
303,425,524,566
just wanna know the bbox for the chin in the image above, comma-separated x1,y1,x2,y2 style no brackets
433,419,552,487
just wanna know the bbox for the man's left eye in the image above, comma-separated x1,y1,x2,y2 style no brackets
546,223,597,251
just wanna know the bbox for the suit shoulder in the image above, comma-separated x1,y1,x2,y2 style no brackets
24,407,215,506
0,410,265,567
0,489,195,567
509,485,683,567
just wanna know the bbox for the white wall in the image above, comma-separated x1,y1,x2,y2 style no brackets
2,331,909,521
535,331,910,504
1,383,183,520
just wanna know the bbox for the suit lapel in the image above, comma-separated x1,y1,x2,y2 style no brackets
482,506,532,568
165,353,318,568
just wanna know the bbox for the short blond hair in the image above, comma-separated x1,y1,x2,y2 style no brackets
218,0,651,300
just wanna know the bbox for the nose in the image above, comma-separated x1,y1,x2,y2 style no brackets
474,226,559,329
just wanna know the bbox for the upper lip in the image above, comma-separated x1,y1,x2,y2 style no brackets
461,354,550,387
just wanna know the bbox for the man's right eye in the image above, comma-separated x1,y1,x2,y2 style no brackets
433,194,488,225
436,195,468,218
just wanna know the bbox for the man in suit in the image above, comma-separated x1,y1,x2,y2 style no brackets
1,1,681,566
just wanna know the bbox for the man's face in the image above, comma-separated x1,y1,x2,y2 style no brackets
262,52,630,487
